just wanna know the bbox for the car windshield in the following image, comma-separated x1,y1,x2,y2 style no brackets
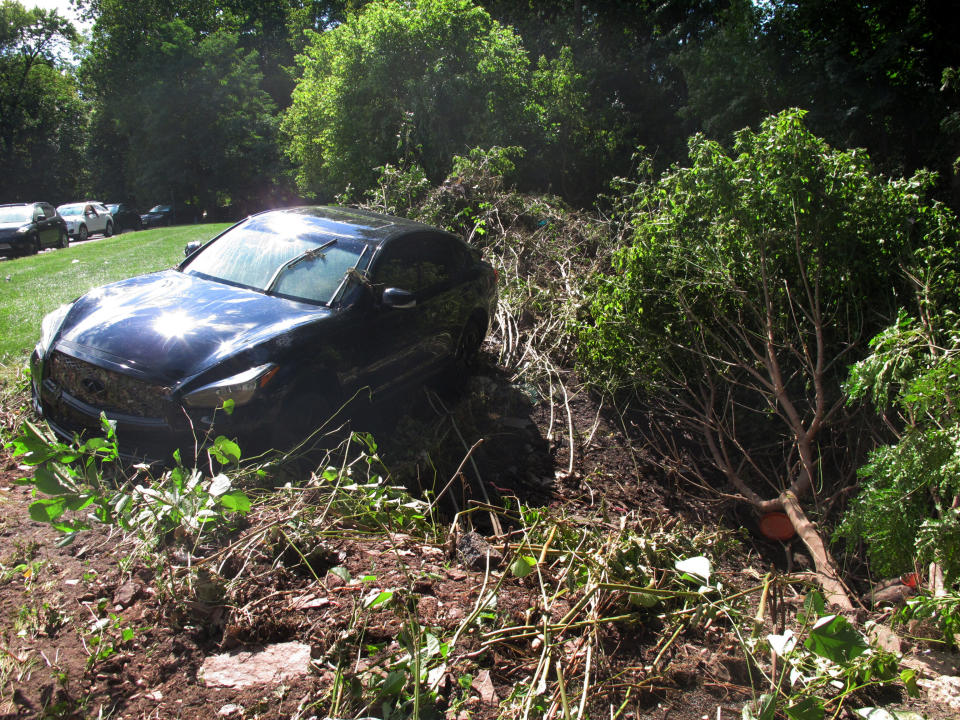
0,206,32,223
149,205,170,213
57,204,86,217
182,213,368,304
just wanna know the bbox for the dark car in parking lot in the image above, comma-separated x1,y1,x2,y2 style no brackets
140,204,174,229
105,203,142,232
31,206,498,462
0,203,68,256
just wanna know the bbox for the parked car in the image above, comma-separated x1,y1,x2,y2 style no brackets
104,203,142,232
0,203,68,256
140,204,174,228
31,206,498,462
57,202,114,241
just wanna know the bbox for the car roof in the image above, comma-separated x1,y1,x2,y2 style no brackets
249,206,456,248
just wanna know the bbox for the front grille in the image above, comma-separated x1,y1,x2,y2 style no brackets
47,351,170,418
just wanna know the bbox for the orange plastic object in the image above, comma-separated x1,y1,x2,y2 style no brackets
759,511,796,541
900,572,920,589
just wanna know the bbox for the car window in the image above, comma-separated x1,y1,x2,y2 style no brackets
372,234,462,293
182,214,367,304
0,206,32,223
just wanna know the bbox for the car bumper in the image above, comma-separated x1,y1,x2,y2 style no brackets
31,349,283,465
0,236,32,255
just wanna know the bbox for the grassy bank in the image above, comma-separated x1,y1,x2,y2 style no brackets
0,224,229,374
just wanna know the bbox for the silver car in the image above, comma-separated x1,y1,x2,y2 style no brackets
56,202,115,241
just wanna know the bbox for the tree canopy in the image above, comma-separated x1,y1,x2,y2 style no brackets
0,0,83,201
282,0,529,198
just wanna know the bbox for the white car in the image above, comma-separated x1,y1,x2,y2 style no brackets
56,202,114,241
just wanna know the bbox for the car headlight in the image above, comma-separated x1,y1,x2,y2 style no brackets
36,302,73,357
15,225,31,234
183,364,279,408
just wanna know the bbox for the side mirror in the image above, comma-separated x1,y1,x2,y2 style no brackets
381,287,416,309
184,241,201,257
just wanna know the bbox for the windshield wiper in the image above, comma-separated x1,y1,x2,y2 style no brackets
265,239,337,292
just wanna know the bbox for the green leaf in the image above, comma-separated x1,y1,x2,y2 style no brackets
899,668,919,698
785,695,824,720
423,632,441,658
804,614,869,664
364,589,393,608
510,555,537,578
742,693,776,720
218,491,251,514
799,590,826,625
33,466,69,495
629,591,660,608
29,497,67,523
329,566,351,583
220,398,235,415
381,670,406,697
210,436,241,465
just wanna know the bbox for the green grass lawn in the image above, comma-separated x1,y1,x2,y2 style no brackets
0,224,230,373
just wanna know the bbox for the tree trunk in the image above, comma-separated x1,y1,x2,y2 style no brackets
780,490,854,610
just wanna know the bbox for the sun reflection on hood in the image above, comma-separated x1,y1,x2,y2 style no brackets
153,310,202,340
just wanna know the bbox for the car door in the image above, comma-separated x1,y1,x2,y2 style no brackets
83,205,102,234
344,233,458,395
35,204,56,247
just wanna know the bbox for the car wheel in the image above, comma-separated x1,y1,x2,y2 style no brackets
104,221,113,237
30,233,41,255
453,317,485,373
58,228,68,248
77,224,88,242
272,386,337,454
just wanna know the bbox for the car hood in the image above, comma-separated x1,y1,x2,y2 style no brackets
55,270,332,384
0,221,28,232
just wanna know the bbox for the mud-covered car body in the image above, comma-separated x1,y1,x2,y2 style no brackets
31,206,497,462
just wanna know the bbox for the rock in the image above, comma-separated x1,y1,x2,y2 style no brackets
112,580,141,609
868,579,915,607
200,642,312,688
864,620,903,654
471,669,498,705
218,704,243,717
456,531,503,571
920,675,960,713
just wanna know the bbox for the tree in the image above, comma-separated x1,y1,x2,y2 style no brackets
81,4,283,213
122,22,281,214
579,110,955,607
0,0,85,201
840,243,960,589
282,0,529,198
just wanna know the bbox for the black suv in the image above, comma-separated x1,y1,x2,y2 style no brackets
0,203,69,257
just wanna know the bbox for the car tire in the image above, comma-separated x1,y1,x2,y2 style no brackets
453,317,485,373
30,233,41,255
77,224,88,242
58,228,68,248
272,385,337,454
104,221,114,237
